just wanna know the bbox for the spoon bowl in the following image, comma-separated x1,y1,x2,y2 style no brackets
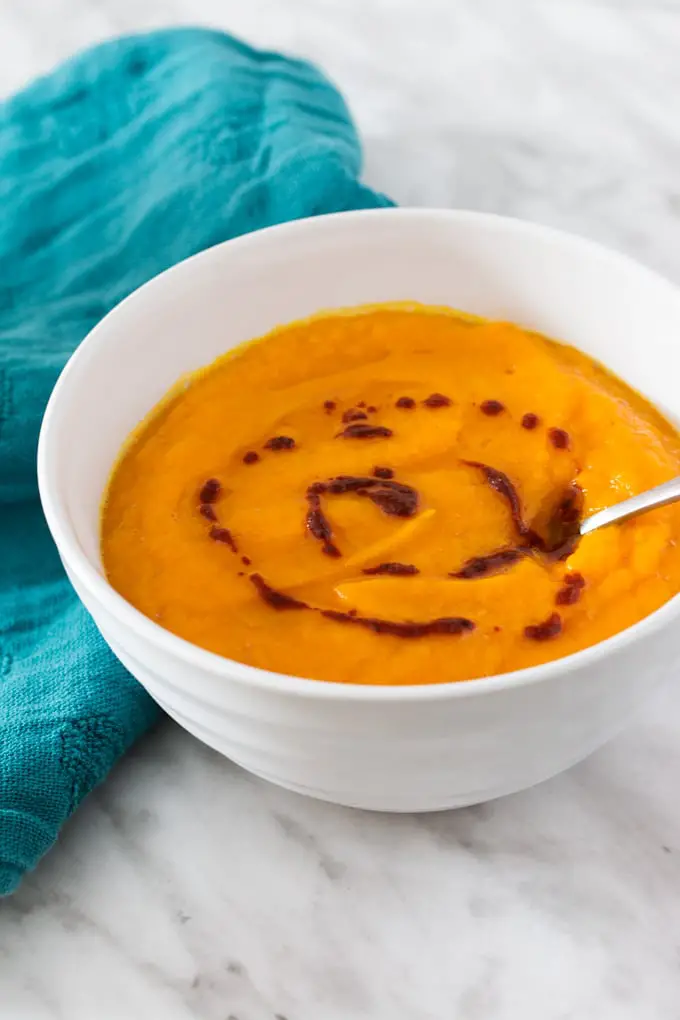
537,476,680,560
532,483,585,559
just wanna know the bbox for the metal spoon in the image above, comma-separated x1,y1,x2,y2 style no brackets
543,476,680,558
580,475,680,536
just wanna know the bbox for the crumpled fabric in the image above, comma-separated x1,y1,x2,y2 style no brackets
0,26,391,895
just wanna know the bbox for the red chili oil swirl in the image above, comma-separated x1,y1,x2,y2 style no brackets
250,574,308,610
209,525,238,553
564,571,585,588
549,536,579,562
368,481,419,517
342,408,368,423
555,585,581,606
321,609,474,638
305,475,419,557
465,461,528,538
525,612,562,641
336,423,393,440
423,393,451,408
249,573,475,638
480,399,505,416
555,570,586,605
305,488,341,558
462,463,585,563
325,476,419,517
362,562,420,576
548,427,570,450
451,548,524,579
265,435,296,450
199,478,221,503
201,413,586,645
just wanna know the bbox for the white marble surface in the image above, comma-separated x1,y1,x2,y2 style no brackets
2,1,680,1017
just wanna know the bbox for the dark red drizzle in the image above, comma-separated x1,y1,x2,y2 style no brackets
423,393,451,408
305,502,332,543
199,504,218,522
368,481,419,518
324,475,418,518
555,585,582,606
465,462,527,537
265,436,296,451
357,401,367,408
452,548,523,579
465,463,583,562
305,488,341,558
525,612,562,641
337,423,393,440
480,399,505,416
209,526,237,553
323,400,336,413
242,555,251,566
305,475,419,558
556,571,586,605
367,405,378,413
342,408,368,423
564,571,585,588
250,574,308,610
337,477,415,516
325,477,376,493
547,535,579,562
321,609,474,638
549,427,570,450
248,574,475,638
362,562,420,576
199,478,221,503
227,408,583,642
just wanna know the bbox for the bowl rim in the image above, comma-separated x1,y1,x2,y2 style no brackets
38,205,680,702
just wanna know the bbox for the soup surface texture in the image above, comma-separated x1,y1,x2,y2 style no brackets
101,306,680,685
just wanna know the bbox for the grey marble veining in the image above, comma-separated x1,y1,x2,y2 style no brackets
2,1,680,1017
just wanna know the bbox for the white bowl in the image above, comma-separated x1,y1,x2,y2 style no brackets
38,209,680,812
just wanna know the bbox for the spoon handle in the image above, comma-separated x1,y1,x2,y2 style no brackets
580,476,680,537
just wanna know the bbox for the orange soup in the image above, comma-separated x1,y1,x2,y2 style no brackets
101,306,680,684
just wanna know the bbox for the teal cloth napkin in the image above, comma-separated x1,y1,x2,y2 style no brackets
0,26,391,895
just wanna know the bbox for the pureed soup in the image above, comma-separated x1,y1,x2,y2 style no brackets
101,305,680,685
